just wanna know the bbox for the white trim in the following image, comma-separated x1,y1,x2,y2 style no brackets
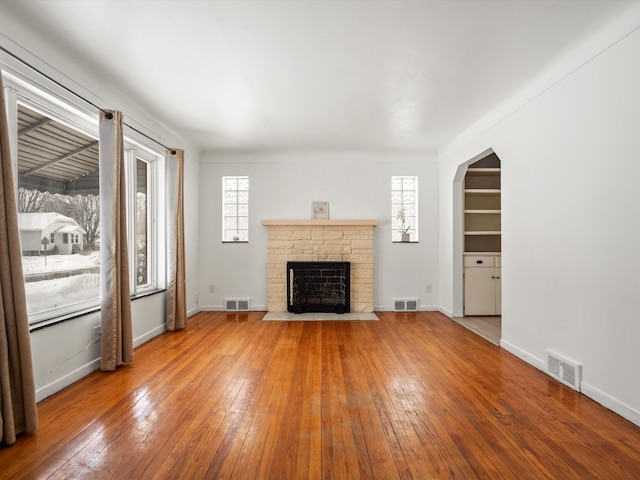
200,304,267,313
133,324,166,348
581,382,640,427
419,304,439,311
35,357,100,402
200,305,225,312
499,340,546,371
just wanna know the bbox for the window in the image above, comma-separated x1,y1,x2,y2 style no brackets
5,72,163,325
126,152,156,291
391,176,419,242
15,101,101,323
222,176,249,242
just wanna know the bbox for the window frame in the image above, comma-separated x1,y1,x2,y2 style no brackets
12,95,101,323
391,175,419,243
125,148,158,294
222,175,249,243
4,69,164,325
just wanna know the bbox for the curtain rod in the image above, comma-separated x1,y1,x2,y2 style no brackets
0,45,177,155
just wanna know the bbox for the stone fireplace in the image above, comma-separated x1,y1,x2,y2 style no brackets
262,220,378,312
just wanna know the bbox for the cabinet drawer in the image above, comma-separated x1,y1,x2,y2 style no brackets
464,255,494,267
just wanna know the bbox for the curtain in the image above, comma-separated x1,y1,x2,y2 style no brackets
99,110,133,371
0,70,38,445
166,148,186,331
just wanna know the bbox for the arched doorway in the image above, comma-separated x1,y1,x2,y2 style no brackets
452,149,502,345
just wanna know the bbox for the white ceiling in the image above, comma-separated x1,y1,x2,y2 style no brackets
1,1,636,152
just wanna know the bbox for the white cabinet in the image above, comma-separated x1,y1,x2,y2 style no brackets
464,255,501,315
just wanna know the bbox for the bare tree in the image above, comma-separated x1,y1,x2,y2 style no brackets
43,193,72,216
18,187,50,213
69,194,100,249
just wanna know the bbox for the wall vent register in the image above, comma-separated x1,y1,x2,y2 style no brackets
225,298,251,311
393,298,419,312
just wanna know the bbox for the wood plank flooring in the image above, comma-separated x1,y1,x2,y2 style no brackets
2,311,640,479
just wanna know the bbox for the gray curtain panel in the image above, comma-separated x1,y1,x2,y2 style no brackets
0,70,38,445
166,149,186,331
99,110,133,371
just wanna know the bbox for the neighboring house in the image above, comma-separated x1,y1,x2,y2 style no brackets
18,212,86,255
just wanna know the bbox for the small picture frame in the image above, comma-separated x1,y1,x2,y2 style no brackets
312,201,329,219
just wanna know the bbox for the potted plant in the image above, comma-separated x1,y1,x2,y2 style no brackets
396,208,411,242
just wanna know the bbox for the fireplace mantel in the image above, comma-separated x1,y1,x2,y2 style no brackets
262,219,378,312
261,219,379,226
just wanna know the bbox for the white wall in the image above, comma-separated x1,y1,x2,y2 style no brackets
198,151,439,312
439,8,640,424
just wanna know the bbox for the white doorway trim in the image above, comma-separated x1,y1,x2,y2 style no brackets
452,147,495,318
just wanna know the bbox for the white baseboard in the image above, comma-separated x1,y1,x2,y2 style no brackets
581,382,640,427
36,358,100,402
374,304,439,312
133,324,166,348
439,307,453,318
199,304,267,312
499,339,546,371
36,324,167,402
187,307,200,317
200,304,225,311
419,304,439,311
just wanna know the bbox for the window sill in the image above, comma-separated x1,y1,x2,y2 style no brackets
29,288,166,332
393,241,419,244
222,241,248,244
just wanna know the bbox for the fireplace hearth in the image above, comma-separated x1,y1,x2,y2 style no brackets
287,261,350,314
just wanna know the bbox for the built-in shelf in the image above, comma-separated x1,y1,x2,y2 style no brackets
466,167,500,173
463,155,502,315
464,160,501,254
464,189,501,194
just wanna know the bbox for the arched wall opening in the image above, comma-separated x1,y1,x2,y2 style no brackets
451,147,500,317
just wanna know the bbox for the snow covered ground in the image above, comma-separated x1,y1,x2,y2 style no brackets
22,253,100,320
22,251,100,274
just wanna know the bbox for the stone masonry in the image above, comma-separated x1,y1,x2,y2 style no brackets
262,220,377,312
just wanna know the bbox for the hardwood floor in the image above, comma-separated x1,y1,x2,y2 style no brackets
2,311,640,479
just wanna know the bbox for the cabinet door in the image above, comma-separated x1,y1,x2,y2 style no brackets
464,267,496,315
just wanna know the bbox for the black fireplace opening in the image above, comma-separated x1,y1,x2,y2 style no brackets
287,261,350,314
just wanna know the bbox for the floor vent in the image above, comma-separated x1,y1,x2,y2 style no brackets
393,298,419,312
547,350,582,391
225,298,251,312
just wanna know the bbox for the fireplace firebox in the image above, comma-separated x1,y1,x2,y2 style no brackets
287,261,350,314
